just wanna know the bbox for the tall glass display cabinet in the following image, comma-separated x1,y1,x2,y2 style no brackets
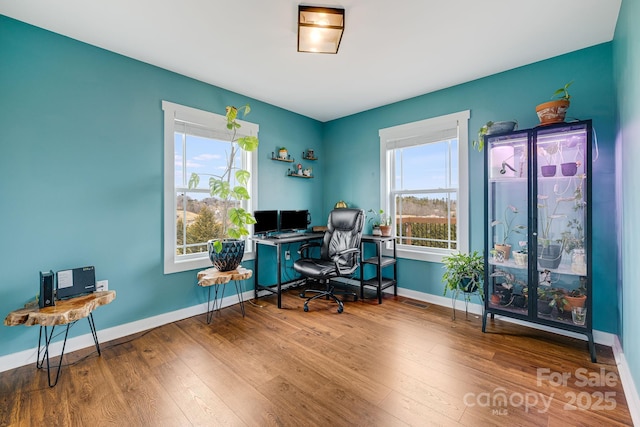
482,120,594,361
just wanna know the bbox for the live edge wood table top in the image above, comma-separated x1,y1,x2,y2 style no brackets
4,290,117,327
197,267,253,287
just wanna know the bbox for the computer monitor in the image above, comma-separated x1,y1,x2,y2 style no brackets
253,210,278,235
279,210,309,232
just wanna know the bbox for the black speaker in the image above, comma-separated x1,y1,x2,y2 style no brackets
39,270,55,308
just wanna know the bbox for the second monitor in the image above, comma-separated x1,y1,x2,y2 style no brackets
279,210,309,232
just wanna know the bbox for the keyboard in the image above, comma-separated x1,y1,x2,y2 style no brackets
273,232,304,239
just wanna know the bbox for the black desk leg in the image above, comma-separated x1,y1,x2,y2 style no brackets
276,244,282,308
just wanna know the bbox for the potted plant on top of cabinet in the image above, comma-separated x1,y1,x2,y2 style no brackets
473,120,518,151
535,81,573,125
188,104,259,271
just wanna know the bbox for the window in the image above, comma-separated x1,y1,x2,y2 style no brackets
379,110,469,262
163,101,258,274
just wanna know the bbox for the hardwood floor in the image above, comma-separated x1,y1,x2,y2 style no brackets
0,287,634,426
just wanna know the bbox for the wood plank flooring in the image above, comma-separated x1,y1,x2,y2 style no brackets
0,287,634,426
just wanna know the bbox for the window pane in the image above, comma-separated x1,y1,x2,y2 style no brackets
394,139,458,190
175,132,239,191
175,191,230,255
395,193,457,249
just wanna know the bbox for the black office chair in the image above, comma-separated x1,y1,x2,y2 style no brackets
294,208,365,313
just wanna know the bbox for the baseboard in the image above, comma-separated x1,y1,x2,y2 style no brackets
394,287,616,346
0,290,254,373
612,336,640,426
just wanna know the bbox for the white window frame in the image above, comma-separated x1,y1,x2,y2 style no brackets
379,110,470,263
162,100,259,274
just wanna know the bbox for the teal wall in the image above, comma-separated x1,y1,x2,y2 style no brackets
0,13,624,363
0,16,322,357
323,43,618,333
614,0,640,400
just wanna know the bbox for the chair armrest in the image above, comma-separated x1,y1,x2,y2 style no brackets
298,242,321,258
332,247,361,275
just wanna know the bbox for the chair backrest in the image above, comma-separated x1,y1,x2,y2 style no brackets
321,209,365,269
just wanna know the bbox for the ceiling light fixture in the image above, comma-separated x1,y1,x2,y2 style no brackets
298,6,345,54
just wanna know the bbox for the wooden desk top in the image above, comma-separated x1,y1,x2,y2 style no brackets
197,267,253,287
4,290,116,327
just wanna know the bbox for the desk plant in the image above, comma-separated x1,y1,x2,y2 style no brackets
368,208,391,236
491,205,526,260
188,105,259,271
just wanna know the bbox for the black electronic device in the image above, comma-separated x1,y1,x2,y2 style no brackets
279,210,310,232
56,266,96,299
39,270,55,308
253,210,279,235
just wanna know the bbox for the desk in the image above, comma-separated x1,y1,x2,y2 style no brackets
197,267,252,323
252,233,324,308
4,290,116,387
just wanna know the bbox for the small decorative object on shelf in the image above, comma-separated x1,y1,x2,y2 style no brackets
287,167,313,178
303,149,317,160
272,150,294,162
278,147,288,159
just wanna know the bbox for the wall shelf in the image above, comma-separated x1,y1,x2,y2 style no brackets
271,156,294,163
287,171,313,179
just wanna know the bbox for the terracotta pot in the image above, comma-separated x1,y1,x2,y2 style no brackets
379,225,392,237
494,243,511,260
536,99,570,125
565,294,587,309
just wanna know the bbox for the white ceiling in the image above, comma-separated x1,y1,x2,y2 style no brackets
1,0,622,122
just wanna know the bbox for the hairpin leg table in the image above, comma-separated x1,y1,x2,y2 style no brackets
197,267,252,323
4,290,116,387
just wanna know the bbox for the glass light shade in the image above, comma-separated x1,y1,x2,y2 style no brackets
298,6,344,54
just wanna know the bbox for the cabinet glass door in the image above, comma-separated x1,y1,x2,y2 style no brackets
486,131,529,316
534,123,589,327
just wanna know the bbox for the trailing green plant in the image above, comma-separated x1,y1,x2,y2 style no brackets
472,120,518,151
442,250,484,298
188,105,259,253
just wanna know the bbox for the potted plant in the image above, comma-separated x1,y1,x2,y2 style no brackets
513,241,528,266
442,250,484,298
188,105,259,271
278,147,288,159
561,218,586,275
367,209,392,236
472,120,518,151
491,205,527,260
565,277,588,310
535,81,573,125
537,194,576,269
490,268,527,308
538,141,559,177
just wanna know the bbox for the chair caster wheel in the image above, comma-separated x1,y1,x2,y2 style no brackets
303,304,309,312
299,292,305,298
337,306,343,314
